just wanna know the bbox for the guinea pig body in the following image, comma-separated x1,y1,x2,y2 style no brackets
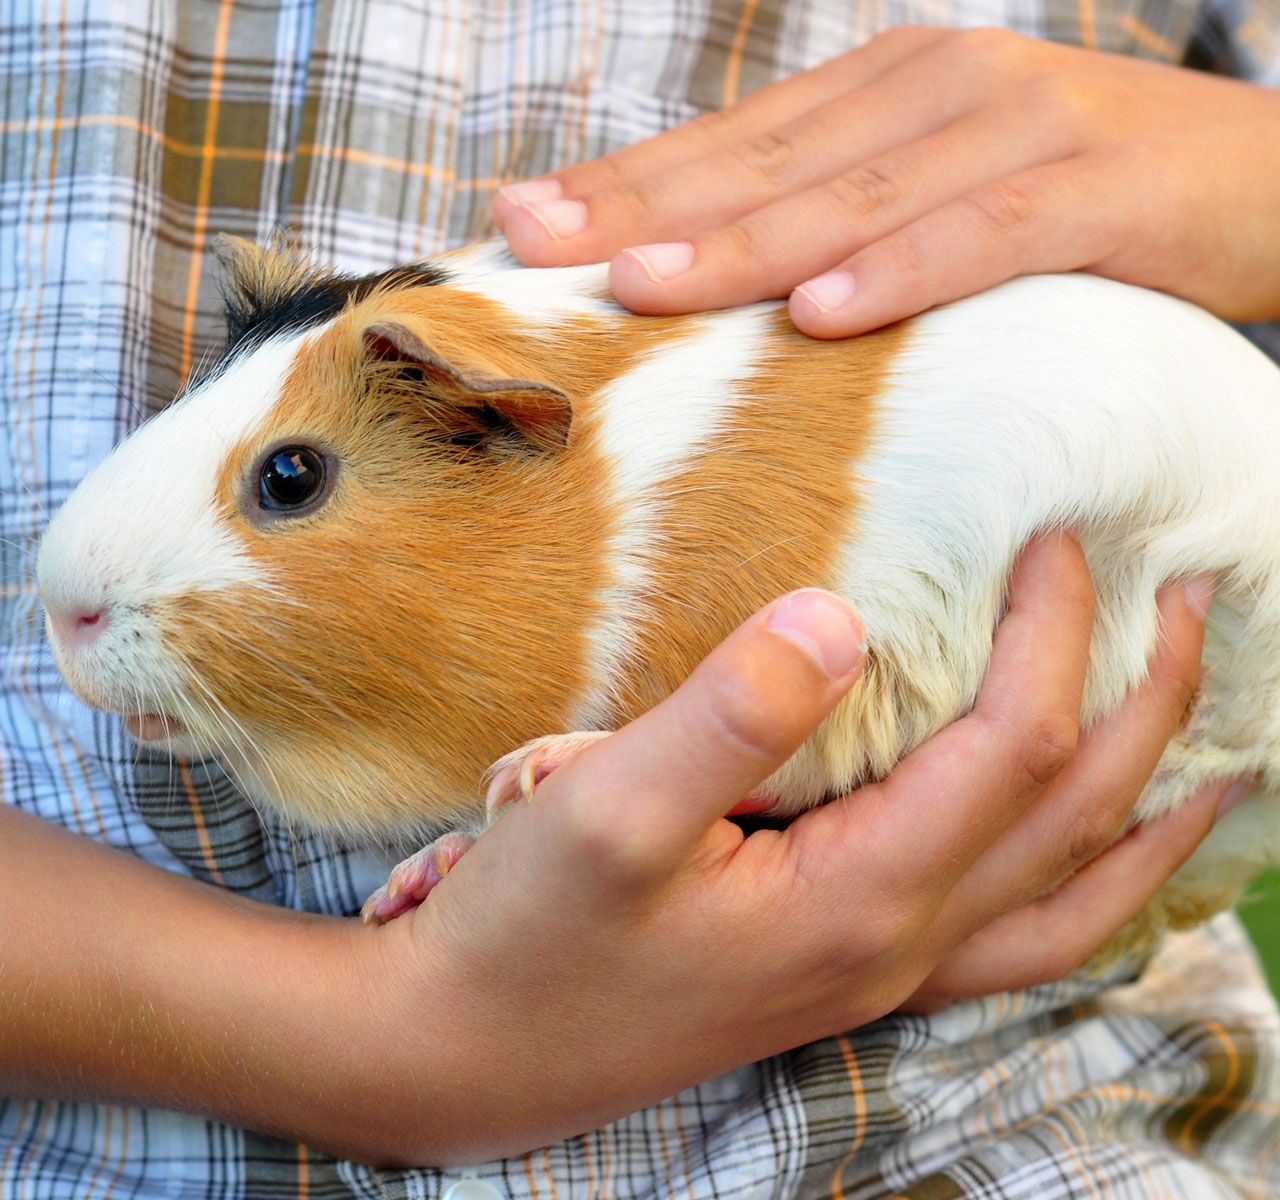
36,238,1280,956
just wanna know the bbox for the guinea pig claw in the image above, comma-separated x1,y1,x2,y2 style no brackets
360,832,476,925
484,730,615,817
518,756,542,804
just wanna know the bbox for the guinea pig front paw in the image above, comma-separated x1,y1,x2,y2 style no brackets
360,832,476,925
483,731,614,816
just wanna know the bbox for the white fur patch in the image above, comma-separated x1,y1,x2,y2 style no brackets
570,305,774,727
442,240,617,323
36,331,311,723
829,273,1280,815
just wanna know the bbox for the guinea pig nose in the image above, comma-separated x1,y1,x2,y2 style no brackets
47,603,109,646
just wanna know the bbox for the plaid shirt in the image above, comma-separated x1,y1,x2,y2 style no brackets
3,2,1280,1197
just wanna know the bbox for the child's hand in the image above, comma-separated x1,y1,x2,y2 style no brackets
493,29,1280,336
367,535,1231,1164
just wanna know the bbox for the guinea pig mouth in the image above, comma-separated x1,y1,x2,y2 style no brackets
125,712,186,742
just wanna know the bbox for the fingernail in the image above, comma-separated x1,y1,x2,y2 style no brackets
1184,573,1217,618
521,198,589,240
794,270,856,315
1217,775,1256,818
498,178,563,207
620,241,695,283
766,588,867,679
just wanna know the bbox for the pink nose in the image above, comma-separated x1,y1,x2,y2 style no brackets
47,604,109,646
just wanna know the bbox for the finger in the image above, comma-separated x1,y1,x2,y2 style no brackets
804,532,1094,893
604,102,1070,314
539,589,866,889
492,27,947,230
500,38,990,271
904,773,1244,1003
788,152,1132,338
942,575,1212,929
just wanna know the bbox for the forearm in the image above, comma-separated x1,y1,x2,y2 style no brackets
0,804,697,1166
0,805,416,1162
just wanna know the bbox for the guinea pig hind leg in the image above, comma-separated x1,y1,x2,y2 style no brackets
483,731,615,816
360,832,477,926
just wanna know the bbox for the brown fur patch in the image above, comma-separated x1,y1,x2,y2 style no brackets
170,280,906,840
610,308,905,721
178,284,694,838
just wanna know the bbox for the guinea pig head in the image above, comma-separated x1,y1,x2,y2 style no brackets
36,244,616,842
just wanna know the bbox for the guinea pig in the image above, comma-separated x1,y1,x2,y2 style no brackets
35,236,1280,959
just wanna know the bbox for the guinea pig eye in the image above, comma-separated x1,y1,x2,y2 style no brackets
258,446,328,513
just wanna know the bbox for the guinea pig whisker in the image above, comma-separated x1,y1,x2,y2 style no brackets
175,672,296,846
49,352,151,431
194,624,353,727
5,478,51,529
734,534,805,569
165,681,268,831
179,664,288,798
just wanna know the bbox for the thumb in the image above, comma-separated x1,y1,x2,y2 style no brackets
545,589,867,886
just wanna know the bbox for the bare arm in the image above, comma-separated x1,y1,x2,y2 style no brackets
0,802,395,1157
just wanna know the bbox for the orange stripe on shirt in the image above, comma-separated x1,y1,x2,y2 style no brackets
829,1033,868,1199
1079,0,1098,50
178,759,227,885
1178,1019,1244,1152
1120,15,1181,60
723,0,761,107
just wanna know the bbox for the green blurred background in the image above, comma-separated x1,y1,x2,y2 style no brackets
1241,867,1280,996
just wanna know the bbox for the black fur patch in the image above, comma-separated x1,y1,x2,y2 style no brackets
187,259,450,394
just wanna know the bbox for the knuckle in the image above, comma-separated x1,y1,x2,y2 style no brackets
859,909,916,963
805,910,903,982
1162,639,1202,698
1062,803,1118,870
1062,559,1098,624
611,182,661,231
1027,71,1102,130
952,26,1028,68
561,800,666,887
963,180,1039,237
1017,712,1078,790
1032,936,1090,984
698,663,790,764
888,23,935,44
586,153,630,191
868,25,942,57
880,228,927,278
826,164,902,222
707,218,769,267
727,129,800,191
684,107,736,149
1153,658,1200,726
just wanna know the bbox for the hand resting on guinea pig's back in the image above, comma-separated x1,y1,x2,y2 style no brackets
35,237,1280,966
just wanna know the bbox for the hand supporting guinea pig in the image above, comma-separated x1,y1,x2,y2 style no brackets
0,536,1238,1166
493,28,1280,337
362,535,1238,1164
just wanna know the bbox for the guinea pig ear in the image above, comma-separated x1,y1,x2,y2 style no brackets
213,234,317,342
363,320,573,453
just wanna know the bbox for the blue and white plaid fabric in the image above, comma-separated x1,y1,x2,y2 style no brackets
3,2,1279,1196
